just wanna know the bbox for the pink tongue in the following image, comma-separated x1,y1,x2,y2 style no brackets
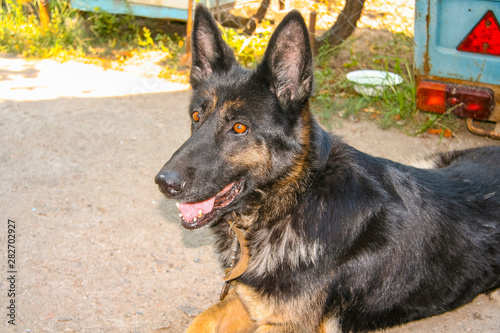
177,183,234,222
178,197,215,222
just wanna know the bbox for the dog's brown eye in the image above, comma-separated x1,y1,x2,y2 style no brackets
192,111,200,122
233,123,247,134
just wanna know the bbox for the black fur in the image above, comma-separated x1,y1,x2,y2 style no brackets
155,5,500,332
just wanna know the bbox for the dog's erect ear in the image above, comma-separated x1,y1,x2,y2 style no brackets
258,10,313,109
190,4,237,88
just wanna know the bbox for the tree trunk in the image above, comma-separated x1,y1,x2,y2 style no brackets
313,0,366,54
243,0,271,35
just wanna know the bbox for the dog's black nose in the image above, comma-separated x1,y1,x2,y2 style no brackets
155,171,185,196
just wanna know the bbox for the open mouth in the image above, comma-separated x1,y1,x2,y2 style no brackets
176,180,244,229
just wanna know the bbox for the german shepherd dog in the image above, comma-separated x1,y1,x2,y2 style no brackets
155,4,500,332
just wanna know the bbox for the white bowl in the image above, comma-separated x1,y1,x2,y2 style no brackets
346,70,403,96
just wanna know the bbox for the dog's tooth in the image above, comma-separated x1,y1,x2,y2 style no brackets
198,209,203,218
179,213,183,218
176,202,180,208
193,218,197,222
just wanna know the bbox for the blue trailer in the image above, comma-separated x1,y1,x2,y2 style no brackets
414,0,500,137
70,0,235,21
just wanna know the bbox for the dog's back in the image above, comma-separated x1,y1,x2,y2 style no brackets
314,143,500,331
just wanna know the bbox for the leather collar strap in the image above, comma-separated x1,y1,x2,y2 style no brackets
224,223,250,281
220,217,250,301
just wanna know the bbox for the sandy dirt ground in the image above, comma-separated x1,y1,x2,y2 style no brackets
1,55,499,333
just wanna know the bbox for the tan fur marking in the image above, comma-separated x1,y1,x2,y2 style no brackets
408,157,437,169
278,111,311,188
185,289,255,333
265,104,313,219
284,105,312,184
185,283,339,333
236,283,327,331
219,98,245,118
199,88,218,119
319,317,342,333
248,220,323,277
209,89,218,115
228,143,272,177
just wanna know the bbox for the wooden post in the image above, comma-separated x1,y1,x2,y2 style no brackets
309,11,317,52
216,0,221,22
180,0,194,66
185,0,193,55
39,0,51,29
279,0,285,10
243,0,270,36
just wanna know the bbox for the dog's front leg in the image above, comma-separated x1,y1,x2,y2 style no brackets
185,288,256,333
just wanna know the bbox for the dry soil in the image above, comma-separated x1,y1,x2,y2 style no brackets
1,56,499,332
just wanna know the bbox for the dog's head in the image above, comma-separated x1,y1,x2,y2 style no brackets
155,5,321,229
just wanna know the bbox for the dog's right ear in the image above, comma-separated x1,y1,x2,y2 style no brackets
257,10,313,111
190,4,237,88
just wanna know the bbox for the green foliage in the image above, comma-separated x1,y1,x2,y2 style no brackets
0,0,84,57
0,3,446,134
0,0,184,59
220,21,272,68
362,55,416,129
87,7,140,44
311,31,451,134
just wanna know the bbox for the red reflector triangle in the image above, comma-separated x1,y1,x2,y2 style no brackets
457,10,500,56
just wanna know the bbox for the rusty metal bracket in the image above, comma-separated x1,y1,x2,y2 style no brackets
466,118,500,139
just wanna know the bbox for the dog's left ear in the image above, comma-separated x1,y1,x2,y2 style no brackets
258,10,313,109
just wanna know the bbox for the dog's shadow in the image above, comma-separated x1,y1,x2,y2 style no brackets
158,199,215,248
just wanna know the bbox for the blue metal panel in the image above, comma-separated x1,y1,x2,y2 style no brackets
71,0,188,20
414,0,500,85
70,0,236,21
